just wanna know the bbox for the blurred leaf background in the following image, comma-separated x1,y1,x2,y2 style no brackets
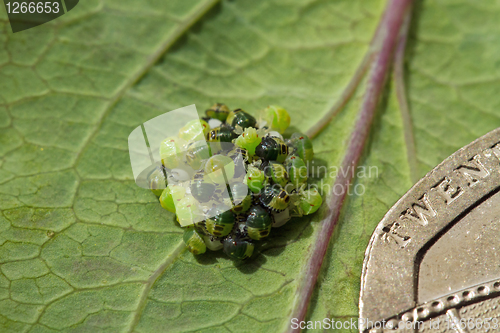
1,0,500,332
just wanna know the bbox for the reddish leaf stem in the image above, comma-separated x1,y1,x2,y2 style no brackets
286,1,413,331
306,52,373,139
394,5,419,183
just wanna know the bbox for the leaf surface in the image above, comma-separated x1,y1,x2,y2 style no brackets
0,0,499,332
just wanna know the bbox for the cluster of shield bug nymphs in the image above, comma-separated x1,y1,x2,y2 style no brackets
150,103,323,261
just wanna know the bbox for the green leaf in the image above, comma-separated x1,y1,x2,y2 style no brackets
1,0,500,332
